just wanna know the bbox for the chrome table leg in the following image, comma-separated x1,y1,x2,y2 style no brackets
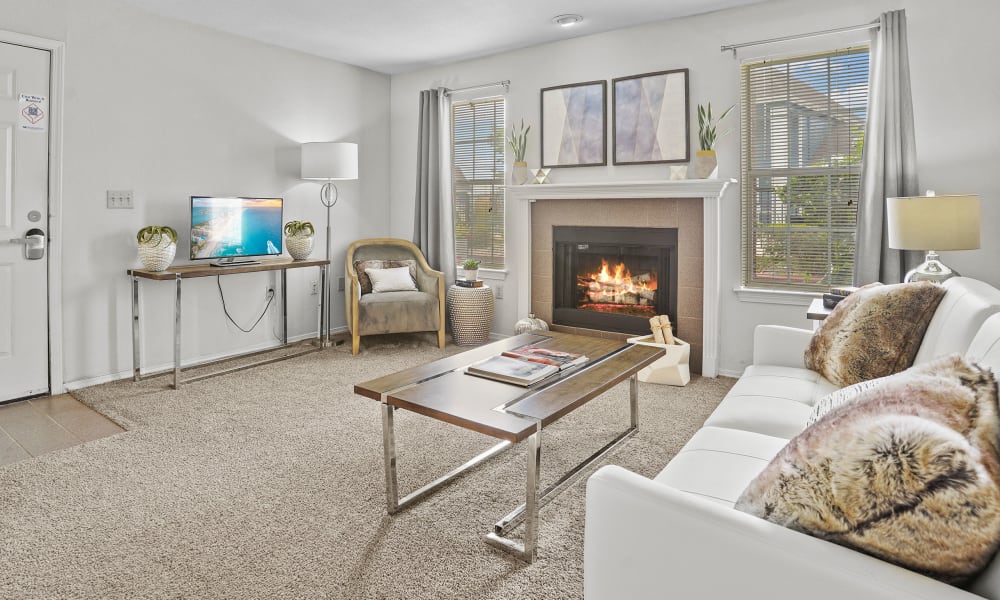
381,396,512,515
131,275,141,381
173,274,182,389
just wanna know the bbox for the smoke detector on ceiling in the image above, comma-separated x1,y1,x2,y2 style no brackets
552,14,584,27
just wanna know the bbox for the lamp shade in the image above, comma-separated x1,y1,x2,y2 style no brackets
886,194,981,251
301,142,358,180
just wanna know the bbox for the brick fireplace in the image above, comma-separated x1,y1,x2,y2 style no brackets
506,180,733,377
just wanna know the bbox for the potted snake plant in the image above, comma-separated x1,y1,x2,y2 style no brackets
694,102,734,178
506,119,531,185
136,225,178,271
283,220,315,260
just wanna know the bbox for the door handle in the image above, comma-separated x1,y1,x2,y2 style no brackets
8,228,45,259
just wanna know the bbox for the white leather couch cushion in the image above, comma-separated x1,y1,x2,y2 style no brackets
654,426,789,506
702,365,837,438
914,278,1000,365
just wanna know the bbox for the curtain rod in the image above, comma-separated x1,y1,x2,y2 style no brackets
443,80,510,96
720,22,880,57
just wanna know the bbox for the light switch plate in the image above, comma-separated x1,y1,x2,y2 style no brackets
107,190,134,209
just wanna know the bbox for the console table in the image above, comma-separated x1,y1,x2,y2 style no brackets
128,258,329,389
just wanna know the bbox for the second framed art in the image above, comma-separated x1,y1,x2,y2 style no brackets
541,80,607,168
612,68,689,165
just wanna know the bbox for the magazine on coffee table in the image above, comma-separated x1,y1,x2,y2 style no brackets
466,345,588,386
466,355,559,386
501,344,589,370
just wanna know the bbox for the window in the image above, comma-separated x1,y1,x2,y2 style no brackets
740,48,869,291
452,96,505,269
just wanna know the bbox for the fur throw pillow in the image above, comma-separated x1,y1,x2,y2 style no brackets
804,281,945,387
736,355,1000,583
354,259,417,294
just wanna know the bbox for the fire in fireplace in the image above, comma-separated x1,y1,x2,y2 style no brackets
579,258,658,317
553,226,678,335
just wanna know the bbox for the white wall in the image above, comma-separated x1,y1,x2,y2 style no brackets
1,0,390,386
389,0,1000,375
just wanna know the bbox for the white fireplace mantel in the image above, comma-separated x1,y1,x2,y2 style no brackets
506,179,735,377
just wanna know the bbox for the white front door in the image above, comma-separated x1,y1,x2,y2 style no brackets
0,42,50,401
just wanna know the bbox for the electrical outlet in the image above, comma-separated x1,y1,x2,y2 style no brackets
338,276,345,291
310,280,319,295
106,190,134,209
494,284,504,299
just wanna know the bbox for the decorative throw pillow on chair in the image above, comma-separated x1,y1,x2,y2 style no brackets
804,281,946,387
736,354,1000,583
367,266,418,293
354,259,417,294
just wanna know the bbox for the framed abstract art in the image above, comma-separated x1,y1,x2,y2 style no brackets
612,68,689,165
540,80,607,168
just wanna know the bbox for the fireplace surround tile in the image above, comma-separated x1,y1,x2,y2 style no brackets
679,256,703,289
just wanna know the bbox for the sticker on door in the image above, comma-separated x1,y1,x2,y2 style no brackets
19,93,47,131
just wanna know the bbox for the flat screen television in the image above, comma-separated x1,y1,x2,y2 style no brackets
190,196,283,266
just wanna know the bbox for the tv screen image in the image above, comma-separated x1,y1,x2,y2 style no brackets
190,196,283,263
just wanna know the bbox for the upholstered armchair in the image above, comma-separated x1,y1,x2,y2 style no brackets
345,238,446,355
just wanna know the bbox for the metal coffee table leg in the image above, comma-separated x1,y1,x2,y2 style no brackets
487,374,641,562
381,397,512,515
485,427,541,562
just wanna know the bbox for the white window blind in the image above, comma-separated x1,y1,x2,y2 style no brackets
452,96,505,269
740,48,869,291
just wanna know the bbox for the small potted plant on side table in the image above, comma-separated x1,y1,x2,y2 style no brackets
462,259,480,282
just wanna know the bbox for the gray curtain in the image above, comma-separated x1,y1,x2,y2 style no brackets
854,9,921,284
413,88,456,287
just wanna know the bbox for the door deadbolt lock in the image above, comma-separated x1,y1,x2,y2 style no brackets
9,228,46,260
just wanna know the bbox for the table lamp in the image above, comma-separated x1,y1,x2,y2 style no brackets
886,192,980,283
301,141,359,345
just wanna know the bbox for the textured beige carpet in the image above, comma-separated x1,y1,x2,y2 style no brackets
0,334,734,599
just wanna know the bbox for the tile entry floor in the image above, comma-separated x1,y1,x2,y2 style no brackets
0,394,124,467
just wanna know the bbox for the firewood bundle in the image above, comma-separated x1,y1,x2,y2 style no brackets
649,315,675,345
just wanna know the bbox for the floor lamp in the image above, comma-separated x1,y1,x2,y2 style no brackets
886,192,980,283
301,141,359,346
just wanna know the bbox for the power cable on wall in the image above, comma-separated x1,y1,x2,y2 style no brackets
216,276,275,334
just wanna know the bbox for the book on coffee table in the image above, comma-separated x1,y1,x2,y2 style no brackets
466,355,559,386
500,344,588,370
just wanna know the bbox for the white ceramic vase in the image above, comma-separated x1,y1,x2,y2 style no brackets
137,238,176,272
693,150,718,179
463,268,479,281
511,162,530,185
286,235,315,260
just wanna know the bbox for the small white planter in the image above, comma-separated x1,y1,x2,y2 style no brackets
463,268,479,281
286,235,315,260
137,239,177,272
626,334,691,386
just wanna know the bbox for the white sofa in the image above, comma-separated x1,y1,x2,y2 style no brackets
585,277,1000,600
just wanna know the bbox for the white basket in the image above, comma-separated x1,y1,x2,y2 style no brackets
286,235,314,260
137,239,176,272
626,334,691,386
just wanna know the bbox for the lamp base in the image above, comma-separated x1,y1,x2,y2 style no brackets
904,250,960,283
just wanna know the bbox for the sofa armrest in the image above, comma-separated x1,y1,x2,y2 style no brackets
753,324,814,367
584,465,980,600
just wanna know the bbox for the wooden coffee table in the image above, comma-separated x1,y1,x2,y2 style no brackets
353,331,664,562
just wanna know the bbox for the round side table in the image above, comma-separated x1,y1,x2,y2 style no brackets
447,284,495,346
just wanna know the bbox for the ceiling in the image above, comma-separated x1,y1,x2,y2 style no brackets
121,0,771,74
